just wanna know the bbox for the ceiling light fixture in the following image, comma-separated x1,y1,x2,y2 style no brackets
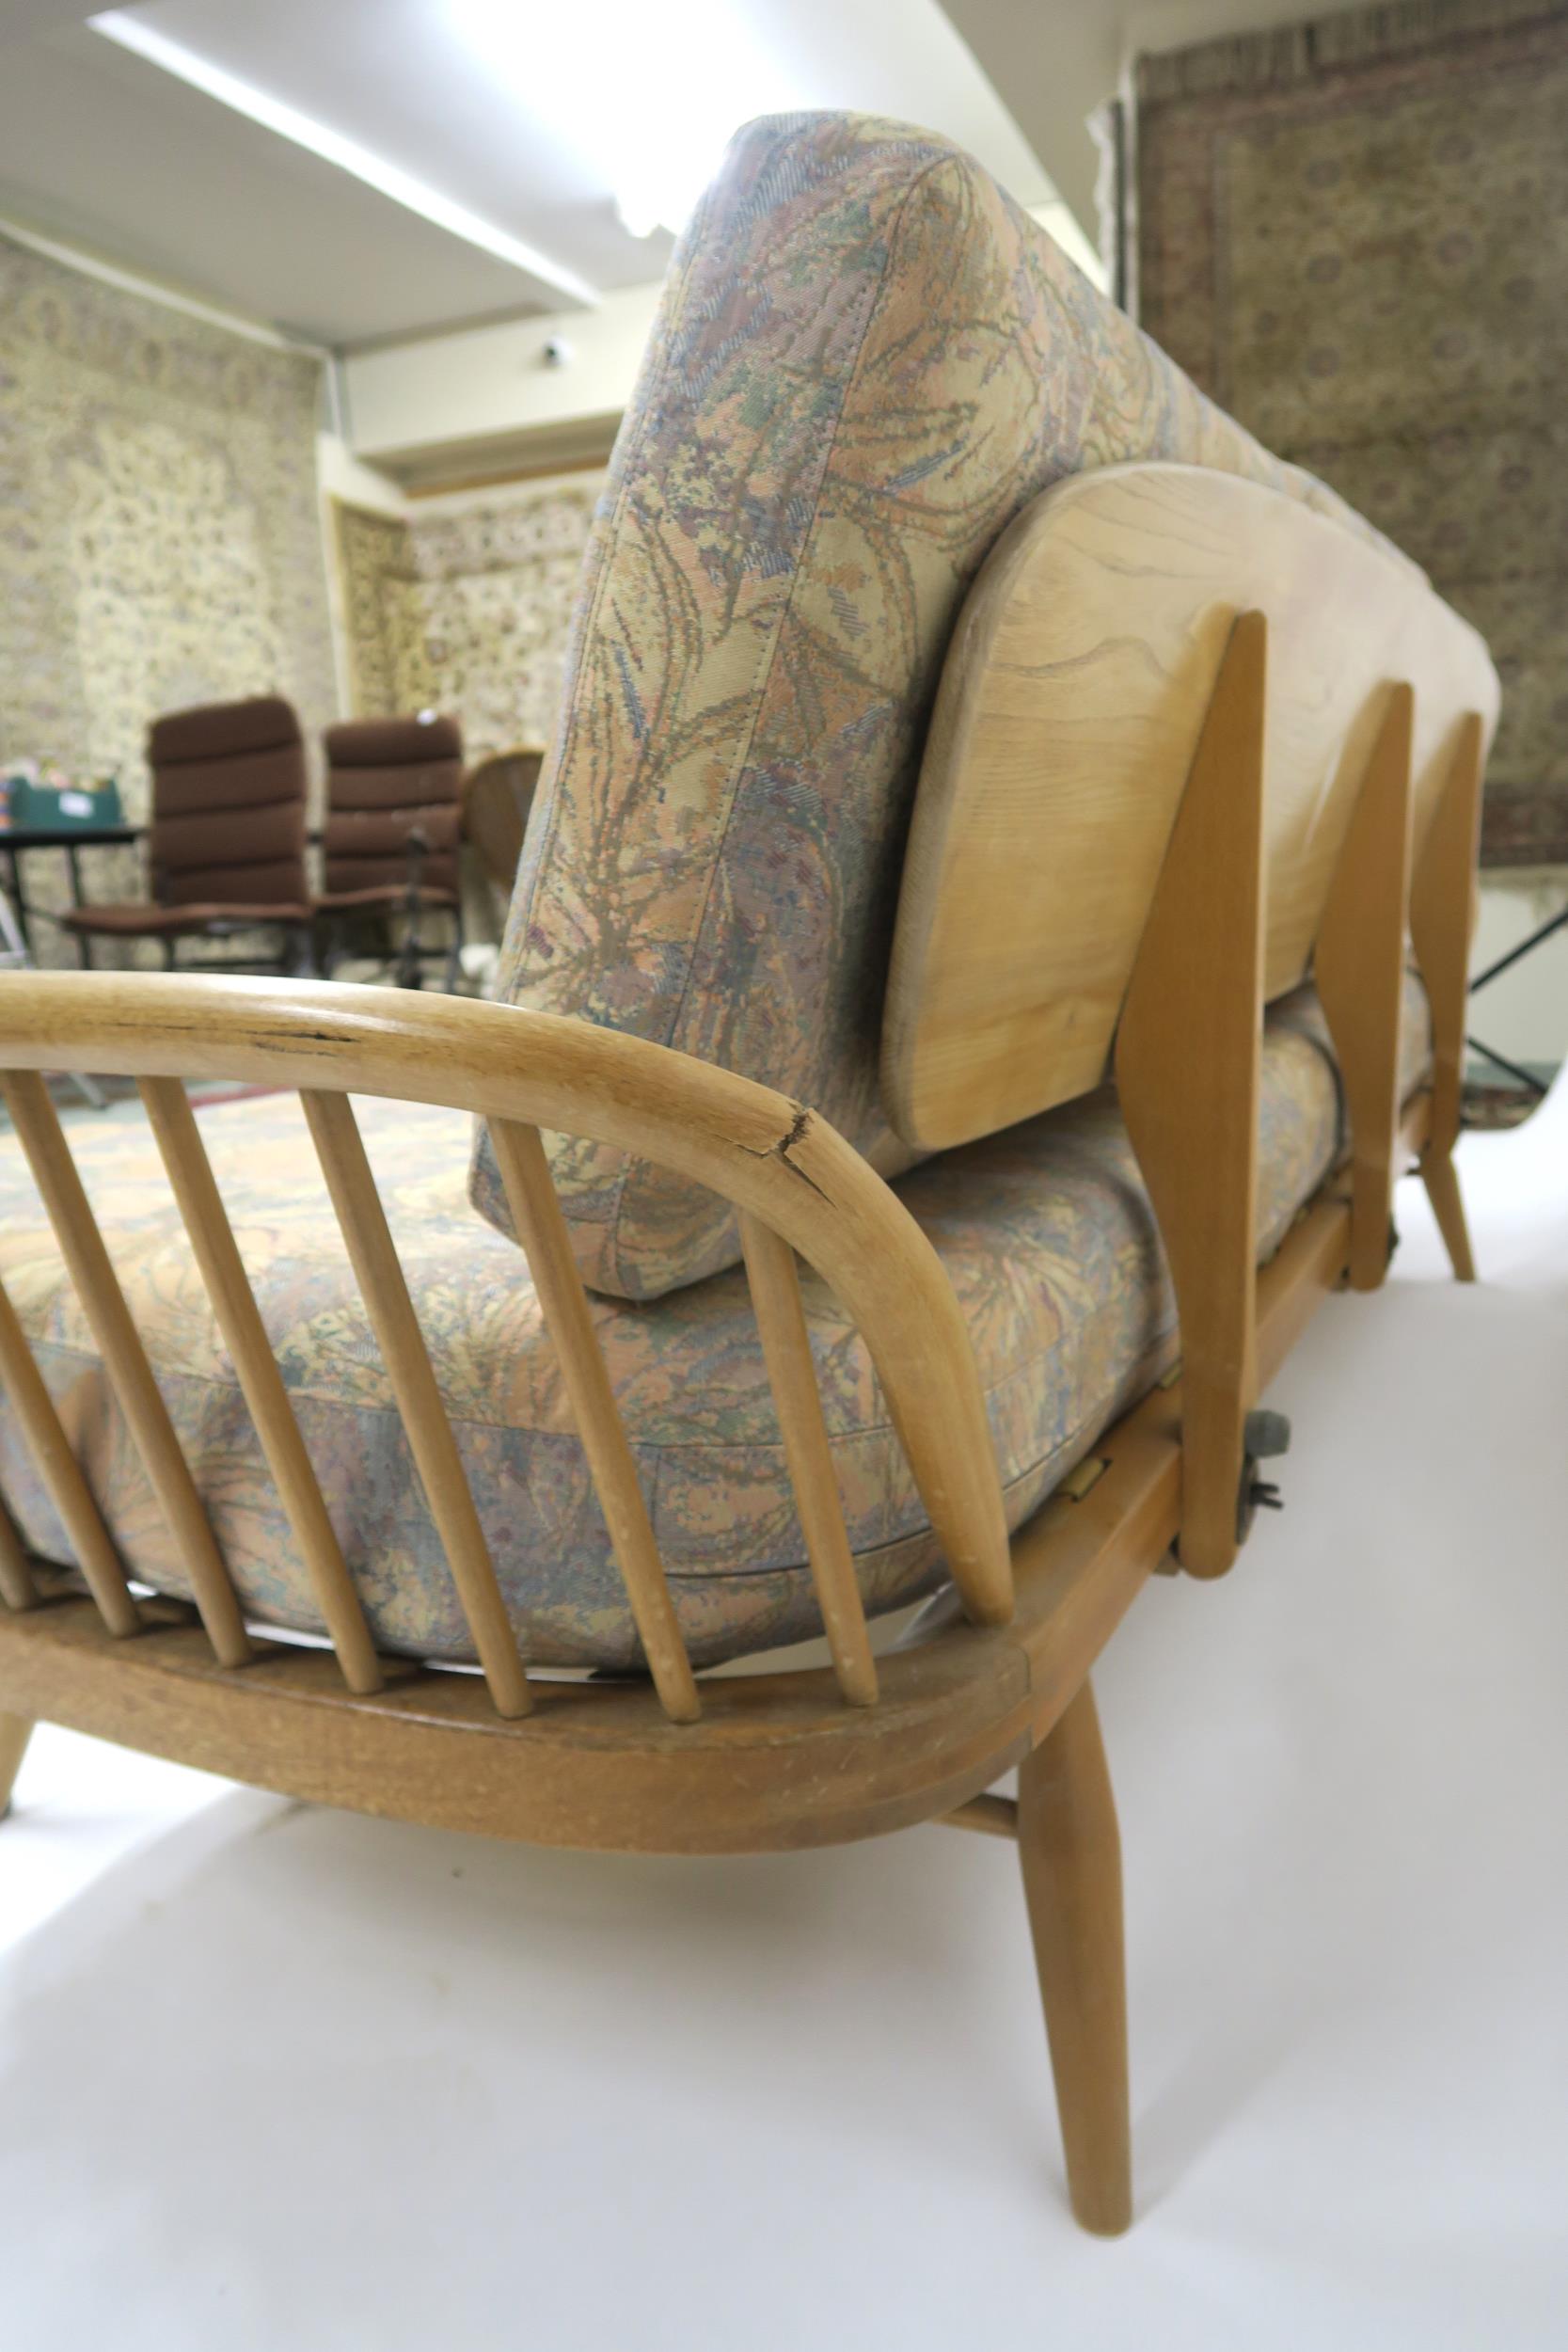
89,9,600,309
445,0,802,243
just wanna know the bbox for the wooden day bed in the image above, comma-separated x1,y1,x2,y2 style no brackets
0,116,1496,2235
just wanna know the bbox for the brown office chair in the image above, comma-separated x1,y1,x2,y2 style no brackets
316,714,464,989
61,697,311,971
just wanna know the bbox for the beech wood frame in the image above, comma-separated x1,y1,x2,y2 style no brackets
0,612,1486,2245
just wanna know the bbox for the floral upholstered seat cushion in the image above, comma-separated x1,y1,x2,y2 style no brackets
473,109,1418,1302
0,983,1428,1673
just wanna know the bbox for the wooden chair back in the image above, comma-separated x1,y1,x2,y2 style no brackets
882,462,1500,1152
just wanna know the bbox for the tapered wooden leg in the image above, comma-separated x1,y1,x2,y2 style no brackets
0,1711,34,1820
1017,1680,1132,2235
1420,1150,1477,1283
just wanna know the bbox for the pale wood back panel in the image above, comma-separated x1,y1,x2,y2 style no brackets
883,462,1500,1152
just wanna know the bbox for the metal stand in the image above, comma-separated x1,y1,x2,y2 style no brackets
1466,898,1567,1103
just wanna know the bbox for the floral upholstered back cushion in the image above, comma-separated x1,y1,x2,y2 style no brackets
471,111,1398,1299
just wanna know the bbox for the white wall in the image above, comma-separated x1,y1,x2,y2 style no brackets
341,282,664,476
314,430,406,715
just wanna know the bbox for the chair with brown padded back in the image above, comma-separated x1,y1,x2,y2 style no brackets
315,714,465,990
61,696,311,972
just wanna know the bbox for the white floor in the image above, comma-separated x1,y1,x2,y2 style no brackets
3,1084,1565,2351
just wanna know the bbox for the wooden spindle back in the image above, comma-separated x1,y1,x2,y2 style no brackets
0,977,1014,1723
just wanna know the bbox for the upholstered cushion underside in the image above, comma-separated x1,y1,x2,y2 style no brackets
0,986,1427,1673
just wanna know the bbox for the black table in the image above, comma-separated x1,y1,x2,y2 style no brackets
0,823,142,965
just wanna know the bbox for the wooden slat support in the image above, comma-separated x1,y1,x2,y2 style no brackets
1018,1681,1132,2236
1115,611,1268,1578
1,1071,250,1665
0,1500,37,1615
0,1710,33,1814
1315,682,1416,1292
941,1791,1018,1838
302,1090,531,1720
0,1274,139,1634
488,1120,699,1725
1410,712,1486,1282
739,1215,878,1708
139,1078,382,1695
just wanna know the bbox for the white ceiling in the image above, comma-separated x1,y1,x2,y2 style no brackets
0,0,1075,349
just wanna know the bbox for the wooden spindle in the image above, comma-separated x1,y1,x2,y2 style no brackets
301,1089,531,1719
488,1120,700,1725
1,1072,249,1665
0,1274,139,1633
738,1214,878,1708
0,1496,37,1613
139,1078,382,1694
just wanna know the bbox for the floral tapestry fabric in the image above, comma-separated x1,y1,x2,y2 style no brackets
0,236,335,962
472,109,1407,1302
0,985,1426,1673
1132,0,1568,866
332,476,603,756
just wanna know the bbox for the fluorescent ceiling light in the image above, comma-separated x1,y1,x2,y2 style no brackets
89,9,599,308
446,0,803,242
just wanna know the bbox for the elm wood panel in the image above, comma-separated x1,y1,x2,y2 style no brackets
883,461,1498,1151
0,972,1013,1636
